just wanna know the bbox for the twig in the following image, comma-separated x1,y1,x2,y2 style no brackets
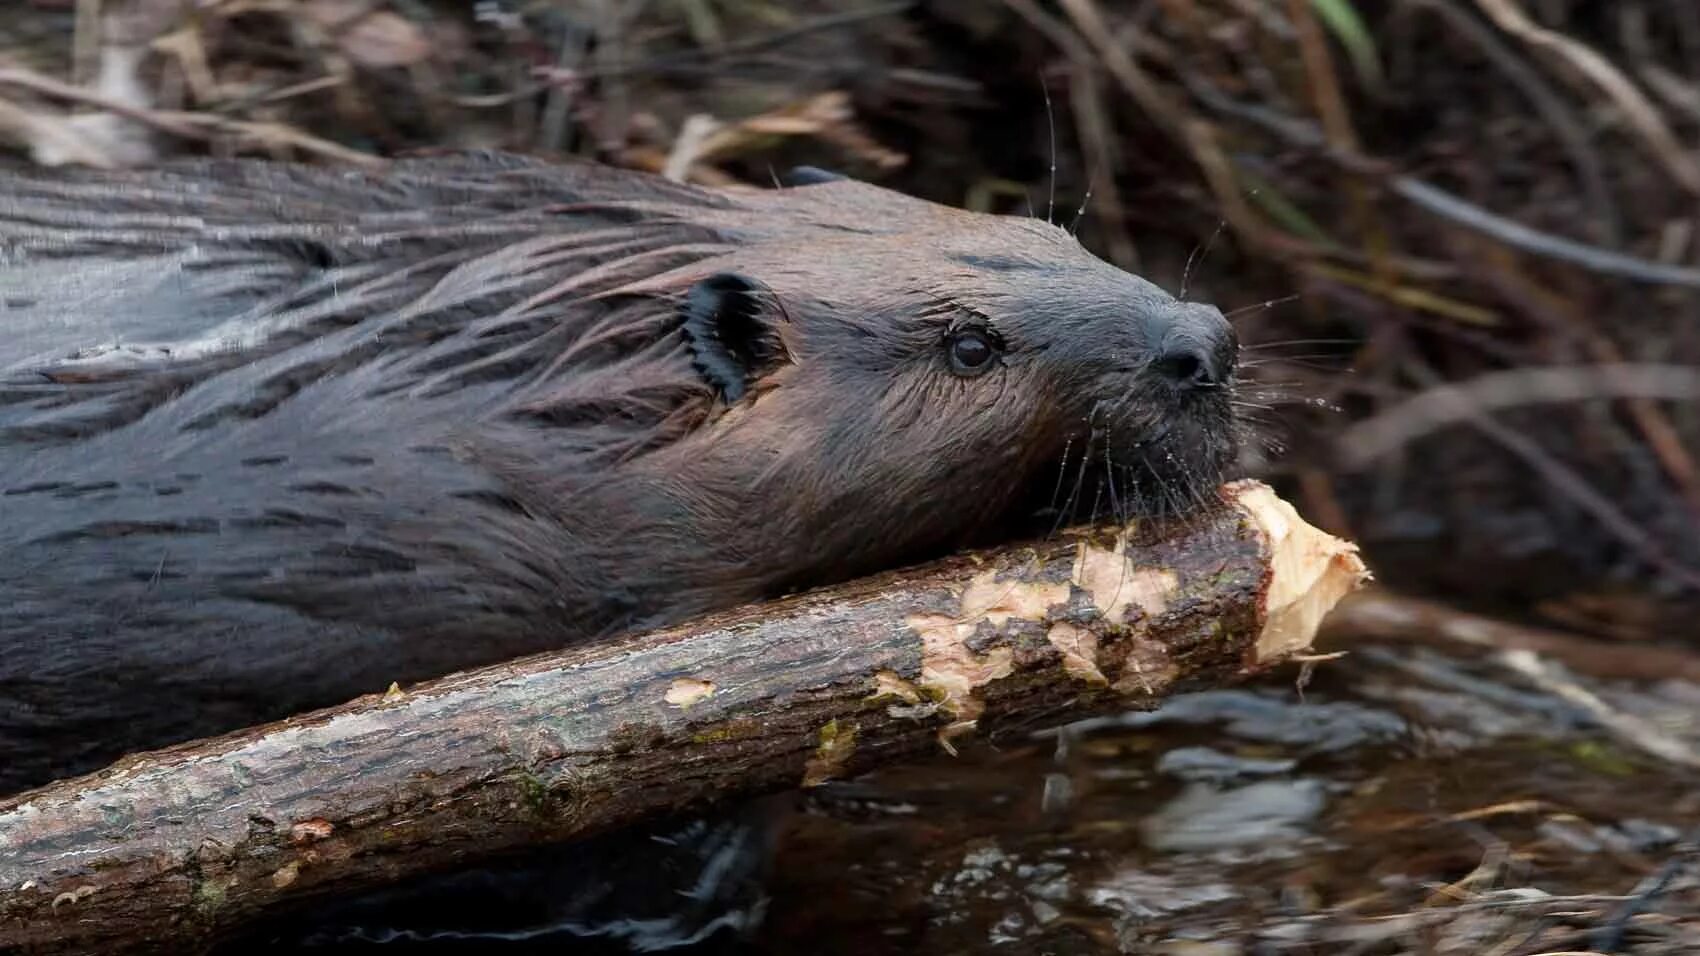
1408,0,1621,245
453,2,916,108
1472,0,1700,195
1325,591,1700,684
0,97,112,167
1307,260,1502,326
1642,62,1700,131
1182,77,1700,288
1350,359,1700,593
1591,826,1700,951
1389,177,1700,288
663,113,720,182
0,66,383,168
1338,364,1700,466
1054,0,1187,134
1497,649,1700,769
1284,0,1385,263
1057,0,1302,259
72,0,103,88
1454,243,1700,520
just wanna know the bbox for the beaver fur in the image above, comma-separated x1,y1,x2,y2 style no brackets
0,151,1238,796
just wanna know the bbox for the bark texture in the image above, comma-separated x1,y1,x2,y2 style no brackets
0,480,1365,955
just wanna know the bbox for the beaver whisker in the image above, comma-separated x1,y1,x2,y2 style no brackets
1241,337,1361,350
1185,460,1214,525
1086,400,1127,528
1149,462,1190,520
1049,435,1076,515
1041,71,1058,226
1049,413,1100,537
1238,356,1350,369
1233,388,1319,410
1102,437,1126,526
1222,294,1302,320
1069,178,1094,237
1178,218,1226,301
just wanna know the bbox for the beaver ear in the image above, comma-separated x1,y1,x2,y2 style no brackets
680,273,788,403
781,165,850,186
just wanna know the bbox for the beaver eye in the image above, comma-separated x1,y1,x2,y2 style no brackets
947,329,999,376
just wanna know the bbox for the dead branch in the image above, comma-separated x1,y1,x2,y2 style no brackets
1323,590,1700,685
1472,0,1700,195
0,65,385,168
0,481,1364,955
1336,364,1700,468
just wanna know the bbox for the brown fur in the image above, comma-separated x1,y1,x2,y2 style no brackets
0,152,1238,795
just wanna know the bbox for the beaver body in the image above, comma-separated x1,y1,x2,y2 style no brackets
0,152,1238,797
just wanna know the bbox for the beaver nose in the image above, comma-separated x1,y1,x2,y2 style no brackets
1153,307,1236,390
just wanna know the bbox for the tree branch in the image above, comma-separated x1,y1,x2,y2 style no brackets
0,480,1365,955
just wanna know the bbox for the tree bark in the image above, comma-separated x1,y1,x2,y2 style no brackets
0,480,1365,955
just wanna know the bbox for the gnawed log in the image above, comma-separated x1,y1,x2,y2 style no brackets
0,480,1365,955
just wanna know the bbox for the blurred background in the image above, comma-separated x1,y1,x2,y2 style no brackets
7,1,1700,953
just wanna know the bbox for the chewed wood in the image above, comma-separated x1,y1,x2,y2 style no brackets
0,480,1367,956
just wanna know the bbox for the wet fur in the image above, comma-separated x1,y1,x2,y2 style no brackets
0,152,1236,795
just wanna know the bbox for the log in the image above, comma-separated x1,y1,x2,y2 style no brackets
0,480,1365,955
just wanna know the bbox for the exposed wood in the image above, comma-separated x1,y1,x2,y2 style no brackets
0,480,1365,955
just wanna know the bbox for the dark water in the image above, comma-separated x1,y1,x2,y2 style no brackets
228,641,1700,955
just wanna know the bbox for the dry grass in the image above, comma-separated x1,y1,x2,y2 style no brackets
6,5,1700,950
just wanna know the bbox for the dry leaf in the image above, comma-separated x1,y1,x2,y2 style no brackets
304,2,431,69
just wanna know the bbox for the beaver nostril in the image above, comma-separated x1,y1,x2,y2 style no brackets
1154,347,1220,389
1149,304,1237,392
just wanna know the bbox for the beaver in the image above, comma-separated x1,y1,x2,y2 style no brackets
0,151,1239,798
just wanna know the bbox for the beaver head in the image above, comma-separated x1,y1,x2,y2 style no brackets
0,152,1238,789
569,173,1241,597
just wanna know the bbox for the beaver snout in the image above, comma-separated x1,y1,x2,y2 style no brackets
1150,304,1237,393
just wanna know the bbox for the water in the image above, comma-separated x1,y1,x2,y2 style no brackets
230,640,1700,954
